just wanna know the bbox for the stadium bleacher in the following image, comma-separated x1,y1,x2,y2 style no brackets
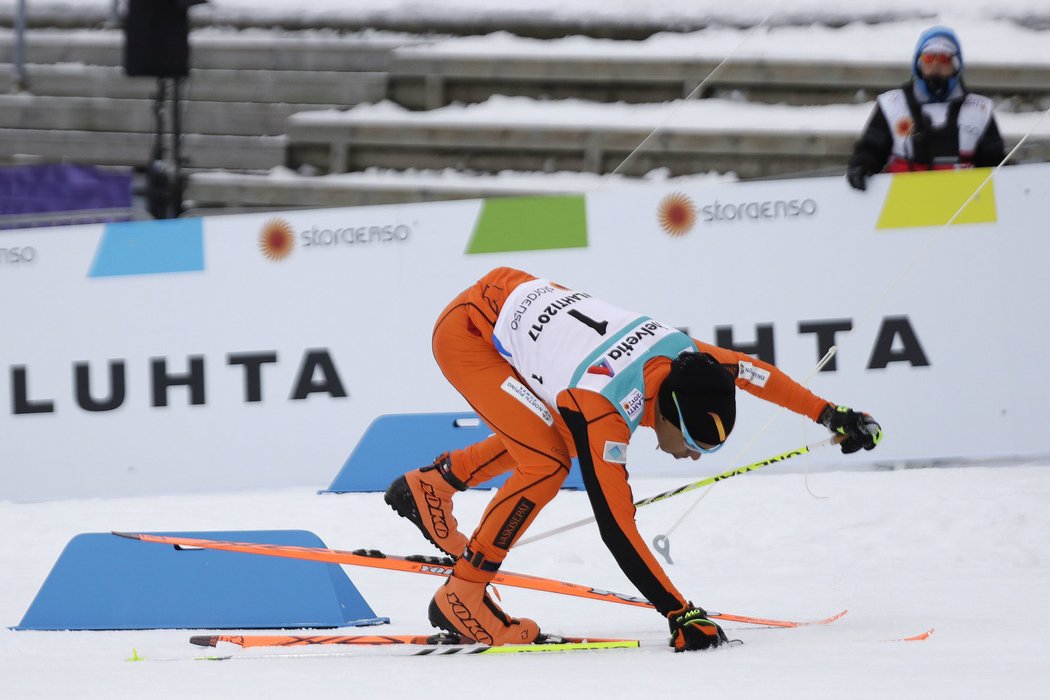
1,15,1048,215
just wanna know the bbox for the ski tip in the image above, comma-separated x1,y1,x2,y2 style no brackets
111,531,141,540
189,636,220,648
891,627,935,642
819,609,849,625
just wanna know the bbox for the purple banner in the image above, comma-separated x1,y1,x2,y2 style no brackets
0,164,132,216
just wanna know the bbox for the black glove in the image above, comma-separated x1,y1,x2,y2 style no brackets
667,603,727,652
820,404,883,454
846,165,870,191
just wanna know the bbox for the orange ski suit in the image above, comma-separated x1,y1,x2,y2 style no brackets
433,267,830,616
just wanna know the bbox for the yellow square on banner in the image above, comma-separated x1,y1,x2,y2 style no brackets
876,169,997,230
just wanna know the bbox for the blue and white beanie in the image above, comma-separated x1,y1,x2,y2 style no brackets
912,26,963,102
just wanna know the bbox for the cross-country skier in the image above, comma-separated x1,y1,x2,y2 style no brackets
386,267,882,651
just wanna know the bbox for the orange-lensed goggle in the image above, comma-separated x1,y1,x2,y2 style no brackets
919,52,958,67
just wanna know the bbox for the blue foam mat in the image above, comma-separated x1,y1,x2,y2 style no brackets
323,412,585,493
14,530,388,631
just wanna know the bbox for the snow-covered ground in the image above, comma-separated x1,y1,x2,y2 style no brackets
4,464,1050,699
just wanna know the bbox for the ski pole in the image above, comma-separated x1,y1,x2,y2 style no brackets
515,434,844,547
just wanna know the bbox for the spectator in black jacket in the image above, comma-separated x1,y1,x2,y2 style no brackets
846,26,1005,191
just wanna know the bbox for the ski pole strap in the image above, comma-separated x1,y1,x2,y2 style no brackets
463,546,502,573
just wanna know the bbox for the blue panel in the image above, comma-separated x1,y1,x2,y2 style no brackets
323,412,584,493
88,218,204,277
14,531,388,631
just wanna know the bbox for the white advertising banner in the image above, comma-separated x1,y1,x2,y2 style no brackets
3,164,1049,501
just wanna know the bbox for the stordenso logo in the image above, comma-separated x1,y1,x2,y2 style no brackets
699,198,818,224
300,223,412,248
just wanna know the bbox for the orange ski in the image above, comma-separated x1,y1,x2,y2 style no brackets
191,634,445,648
708,609,849,628
112,531,845,628
190,633,632,649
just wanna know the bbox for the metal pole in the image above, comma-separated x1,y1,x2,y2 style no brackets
13,0,28,92
146,79,170,219
170,76,184,217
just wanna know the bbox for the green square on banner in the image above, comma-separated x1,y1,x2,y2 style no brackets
466,195,588,254
89,218,204,278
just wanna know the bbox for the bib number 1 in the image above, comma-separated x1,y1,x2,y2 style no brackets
568,309,608,336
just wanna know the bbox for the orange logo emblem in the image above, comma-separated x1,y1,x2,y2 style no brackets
895,116,915,138
658,192,697,237
259,218,295,261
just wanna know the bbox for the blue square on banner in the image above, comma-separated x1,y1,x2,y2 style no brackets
89,218,204,277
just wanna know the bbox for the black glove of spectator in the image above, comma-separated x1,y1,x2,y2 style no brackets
846,165,870,191
820,404,883,454
667,603,727,652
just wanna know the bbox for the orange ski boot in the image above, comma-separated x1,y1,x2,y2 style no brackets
385,454,468,558
428,554,540,646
